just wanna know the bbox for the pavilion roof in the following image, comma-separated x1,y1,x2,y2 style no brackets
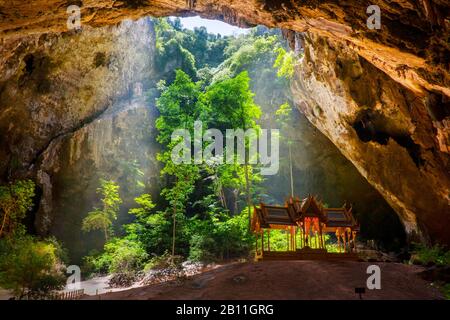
252,196,359,232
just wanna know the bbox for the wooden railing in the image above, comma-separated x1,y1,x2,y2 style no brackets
49,289,85,300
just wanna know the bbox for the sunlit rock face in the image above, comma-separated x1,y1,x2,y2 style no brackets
291,32,449,243
0,0,449,245
1,1,448,97
38,99,160,261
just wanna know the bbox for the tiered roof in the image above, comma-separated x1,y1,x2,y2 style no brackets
252,196,359,233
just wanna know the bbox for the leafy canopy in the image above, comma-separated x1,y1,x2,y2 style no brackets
0,179,35,238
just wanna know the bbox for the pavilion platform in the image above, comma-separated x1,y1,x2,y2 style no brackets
256,248,360,261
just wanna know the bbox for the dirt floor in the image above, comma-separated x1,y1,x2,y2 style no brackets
85,261,444,300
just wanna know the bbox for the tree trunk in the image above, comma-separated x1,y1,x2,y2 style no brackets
233,189,239,215
219,185,228,210
0,208,10,237
289,143,294,198
244,163,252,231
172,206,176,257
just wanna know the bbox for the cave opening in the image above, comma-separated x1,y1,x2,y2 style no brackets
427,90,450,122
4,15,408,262
23,54,35,75
1,13,425,298
0,0,449,301
352,109,424,167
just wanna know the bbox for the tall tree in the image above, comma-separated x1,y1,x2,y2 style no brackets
201,71,261,228
275,102,295,197
82,179,122,242
156,70,203,256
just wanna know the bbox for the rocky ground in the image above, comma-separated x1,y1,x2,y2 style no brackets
84,261,444,300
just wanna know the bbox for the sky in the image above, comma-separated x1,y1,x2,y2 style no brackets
172,16,250,36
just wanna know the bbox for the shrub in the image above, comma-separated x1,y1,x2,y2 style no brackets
442,284,450,300
411,243,450,266
92,238,148,274
189,234,216,262
0,236,66,299
188,212,253,262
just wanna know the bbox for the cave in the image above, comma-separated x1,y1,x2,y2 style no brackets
0,0,449,301
352,109,424,167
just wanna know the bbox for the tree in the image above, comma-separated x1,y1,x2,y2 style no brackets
275,102,295,197
155,70,203,145
201,71,261,228
82,179,122,241
273,47,296,79
0,180,35,238
128,193,156,220
156,70,203,256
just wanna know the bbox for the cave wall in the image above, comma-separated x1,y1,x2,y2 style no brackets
0,0,449,245
0,18,162,261
291,32,449,243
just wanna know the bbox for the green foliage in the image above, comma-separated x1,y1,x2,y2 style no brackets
442,283,450,300
80,21,292,270
275,102,292,119
203,71,261,131
156,70,203,145
213,36,278,83
0,236,66,299
82,179,122,241
154,18,234,82
411,243,450,266
90,238,148,274
273,47,296,79
324,234,340,253
188,211,253,262
0,179,35,238
128,194,156,220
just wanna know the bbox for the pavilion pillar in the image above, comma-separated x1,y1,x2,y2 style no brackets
336,230,341,253
296,228,298,250
286,230,290,251
319,224,324,249
295,227,297,250
302,223,307,248
315,232,319,249
261,231,264,254
342,230,347,253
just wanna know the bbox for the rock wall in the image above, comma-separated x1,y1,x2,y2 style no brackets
0,18,161,260
38,99,160,261
292,32,449,243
